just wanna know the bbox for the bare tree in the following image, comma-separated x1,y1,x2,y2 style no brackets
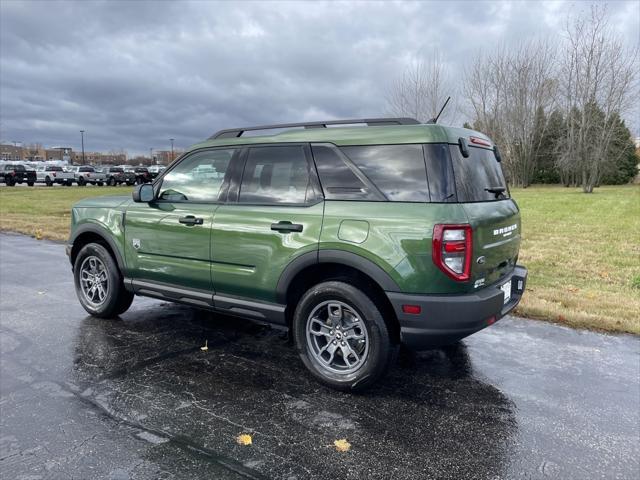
463,41,557,186
558,5,638,193
386,51,456,123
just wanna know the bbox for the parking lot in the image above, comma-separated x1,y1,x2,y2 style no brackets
1,233,639,479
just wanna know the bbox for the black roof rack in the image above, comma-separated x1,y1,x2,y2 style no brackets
210,117,420,139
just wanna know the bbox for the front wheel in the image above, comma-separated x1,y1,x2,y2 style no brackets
73,243,134,318
293,281,397,391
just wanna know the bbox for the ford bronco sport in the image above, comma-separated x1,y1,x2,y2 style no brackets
67,118,527,391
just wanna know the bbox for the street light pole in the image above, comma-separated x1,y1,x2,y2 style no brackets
80,130,85,165
170,138,174,163
150,148,153,165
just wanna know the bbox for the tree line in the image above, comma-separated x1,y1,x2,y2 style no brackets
387,5,639,192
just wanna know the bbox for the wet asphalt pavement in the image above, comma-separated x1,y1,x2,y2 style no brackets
1,233,638,480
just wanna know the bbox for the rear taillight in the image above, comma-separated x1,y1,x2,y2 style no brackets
432,224,472,281
52,172,57,177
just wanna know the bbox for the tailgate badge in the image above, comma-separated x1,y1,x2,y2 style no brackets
132,238,141,250
476,256,486,264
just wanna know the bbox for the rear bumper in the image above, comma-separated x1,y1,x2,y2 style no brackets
387,265,528,350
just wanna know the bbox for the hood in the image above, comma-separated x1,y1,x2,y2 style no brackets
73,195,131,208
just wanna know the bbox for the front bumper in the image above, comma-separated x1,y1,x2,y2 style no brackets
387,265,528,350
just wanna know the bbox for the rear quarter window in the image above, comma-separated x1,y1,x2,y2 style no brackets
340,145,429,202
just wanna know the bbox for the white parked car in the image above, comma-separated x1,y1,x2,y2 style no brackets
35,165,75,186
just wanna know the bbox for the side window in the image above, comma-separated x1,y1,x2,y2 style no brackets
159,148,234,202
423,144,456,202
238,146,312,204
341,145,429,202
311,144,378,200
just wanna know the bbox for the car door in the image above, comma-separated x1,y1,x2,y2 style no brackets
211,144,323,308
124,147,239,301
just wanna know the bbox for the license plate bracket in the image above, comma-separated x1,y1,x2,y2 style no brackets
501,280,512,305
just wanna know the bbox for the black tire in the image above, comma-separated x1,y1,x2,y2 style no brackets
45,177,53,186
27,181,34,187
292,281,397,391
6,177,15,186
78,177,86,186
66,180,73,186
126,181,134,186
108,177,116,186
73,243,134,318
97,182,104,186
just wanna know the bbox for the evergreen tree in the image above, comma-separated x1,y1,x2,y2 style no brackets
600,115,639,184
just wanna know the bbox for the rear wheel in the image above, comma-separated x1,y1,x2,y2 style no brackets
293,281,397,391
45,177,53,186
108,177,116,186
78,177,86,186
73,243,134,318
5,177,15,186
97,182,104,186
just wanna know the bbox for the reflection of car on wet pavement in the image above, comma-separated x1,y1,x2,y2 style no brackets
1,233,638,479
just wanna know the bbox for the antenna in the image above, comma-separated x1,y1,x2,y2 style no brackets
427,96,451,124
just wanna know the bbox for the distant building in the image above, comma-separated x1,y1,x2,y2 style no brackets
71,151,127,165
22,144,46,161
0,144,23,162
46,147,73,162
154,149,184,165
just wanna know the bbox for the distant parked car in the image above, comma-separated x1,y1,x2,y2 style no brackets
125,167,151,184
99,166,136,186
1,163,36,186
36,165,75,186
68,166,106,186
147,165,166,179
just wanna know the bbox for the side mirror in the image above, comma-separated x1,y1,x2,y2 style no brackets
132,183,154,203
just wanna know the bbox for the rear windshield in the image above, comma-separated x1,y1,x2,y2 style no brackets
450,146,509,202
79,167,94,172
111,167,124,172
48,166,63,171
9,164,26,171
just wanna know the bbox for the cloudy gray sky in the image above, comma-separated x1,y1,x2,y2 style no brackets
1,0,638,155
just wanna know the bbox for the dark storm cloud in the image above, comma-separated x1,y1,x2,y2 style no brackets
1,0,638,155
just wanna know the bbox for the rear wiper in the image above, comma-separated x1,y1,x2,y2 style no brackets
485,186,506,198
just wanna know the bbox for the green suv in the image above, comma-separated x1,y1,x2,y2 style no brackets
67,118,527,390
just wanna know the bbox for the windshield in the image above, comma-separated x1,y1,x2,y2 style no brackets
449,146,509,202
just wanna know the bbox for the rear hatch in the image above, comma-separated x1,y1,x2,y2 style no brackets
449,143,521,288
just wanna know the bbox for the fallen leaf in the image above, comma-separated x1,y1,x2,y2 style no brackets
334,439,351,452
200,340,208,351
34,229,43,240
236,434,252,446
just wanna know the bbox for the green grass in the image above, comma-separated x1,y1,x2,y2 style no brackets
1,184,638,334
0,186,132,241
510,185,640,334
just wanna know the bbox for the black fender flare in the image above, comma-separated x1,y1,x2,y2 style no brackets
275,249,400,304
69,223,125,271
